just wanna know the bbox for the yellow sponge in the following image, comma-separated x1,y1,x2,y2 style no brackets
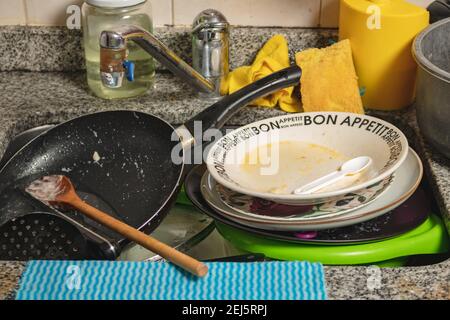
295,39,364,114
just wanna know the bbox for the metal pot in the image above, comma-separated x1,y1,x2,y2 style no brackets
413,17,450,159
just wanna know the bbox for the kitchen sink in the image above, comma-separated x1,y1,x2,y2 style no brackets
0,118,448,268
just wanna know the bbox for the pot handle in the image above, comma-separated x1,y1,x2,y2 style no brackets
183,65,302,137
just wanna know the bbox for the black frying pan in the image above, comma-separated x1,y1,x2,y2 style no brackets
0,66,302,245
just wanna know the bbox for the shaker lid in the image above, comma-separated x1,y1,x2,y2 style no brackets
86,0,145,8
192,9,229,33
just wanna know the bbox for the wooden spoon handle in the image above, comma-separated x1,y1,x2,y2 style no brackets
71,198,208,277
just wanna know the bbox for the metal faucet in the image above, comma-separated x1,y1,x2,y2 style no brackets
99,9,229,97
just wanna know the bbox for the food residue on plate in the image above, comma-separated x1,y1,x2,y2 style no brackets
238,140,349,194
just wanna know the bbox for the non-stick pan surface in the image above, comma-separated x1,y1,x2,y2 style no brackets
0,111,181,235
0,66,302,244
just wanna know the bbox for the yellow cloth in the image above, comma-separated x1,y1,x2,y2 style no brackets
221,34,300,112
295,39,364,114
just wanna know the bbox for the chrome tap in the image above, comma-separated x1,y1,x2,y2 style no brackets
99,9,229,96
192,9,230,98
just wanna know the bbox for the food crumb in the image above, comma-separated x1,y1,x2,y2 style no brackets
93,151,101,162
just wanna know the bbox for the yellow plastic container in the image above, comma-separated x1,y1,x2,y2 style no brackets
339,0,429,110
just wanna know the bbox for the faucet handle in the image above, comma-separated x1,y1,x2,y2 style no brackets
192,9,229,33
192,9,230,98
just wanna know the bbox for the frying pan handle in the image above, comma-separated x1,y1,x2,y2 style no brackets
183,65,302,137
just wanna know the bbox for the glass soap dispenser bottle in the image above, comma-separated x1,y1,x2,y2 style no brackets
82,0,155,99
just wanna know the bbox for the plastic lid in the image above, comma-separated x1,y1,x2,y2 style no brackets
344,0,428,17
86,0,145,8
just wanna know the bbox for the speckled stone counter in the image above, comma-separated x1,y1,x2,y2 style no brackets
0,26,336,72
0,26,448,300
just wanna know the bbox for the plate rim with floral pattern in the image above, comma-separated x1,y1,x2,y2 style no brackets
203,172,395,222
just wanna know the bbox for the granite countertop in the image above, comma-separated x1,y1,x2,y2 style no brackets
0,71,449,300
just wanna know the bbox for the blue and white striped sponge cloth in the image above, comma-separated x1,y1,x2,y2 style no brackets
16,260,327,300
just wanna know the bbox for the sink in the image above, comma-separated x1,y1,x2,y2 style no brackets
1,122,448,267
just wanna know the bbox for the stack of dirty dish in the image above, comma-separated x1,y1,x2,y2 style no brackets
203,112,414,232
184,112,449,265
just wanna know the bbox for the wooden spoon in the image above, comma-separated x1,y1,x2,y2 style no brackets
25,175,208,277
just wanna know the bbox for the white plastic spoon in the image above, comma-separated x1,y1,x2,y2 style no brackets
293,156,373,195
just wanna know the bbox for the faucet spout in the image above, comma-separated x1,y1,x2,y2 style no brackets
99,25,216,93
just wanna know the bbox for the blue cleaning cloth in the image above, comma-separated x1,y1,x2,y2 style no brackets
16,260,327,300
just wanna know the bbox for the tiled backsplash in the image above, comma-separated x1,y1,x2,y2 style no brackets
0,0,433,28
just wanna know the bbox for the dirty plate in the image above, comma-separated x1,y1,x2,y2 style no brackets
206,112,408,205
202,148,422,231
203,172,393,221
185,165,429,244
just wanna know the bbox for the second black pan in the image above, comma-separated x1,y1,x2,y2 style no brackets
0,66,302,246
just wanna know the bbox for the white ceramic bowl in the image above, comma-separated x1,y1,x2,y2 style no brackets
206,112,409,205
